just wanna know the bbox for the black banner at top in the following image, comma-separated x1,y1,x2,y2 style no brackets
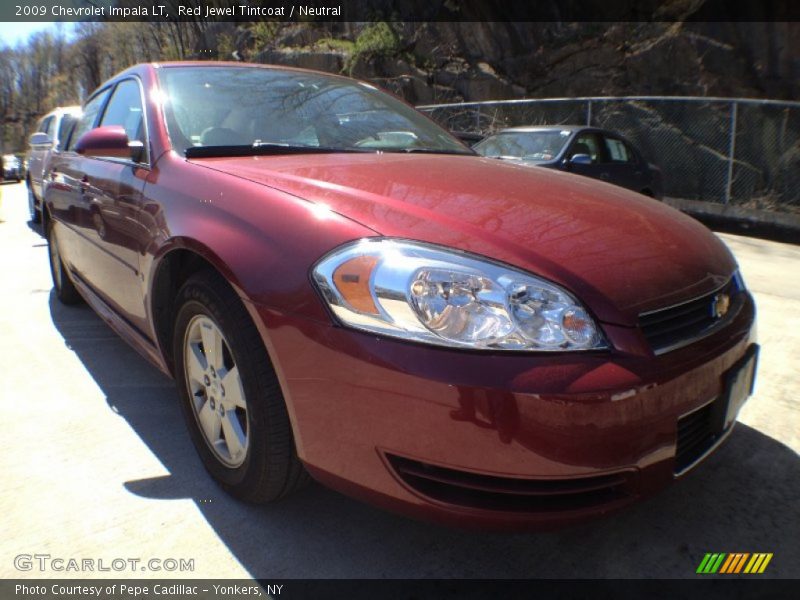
2,0,799,23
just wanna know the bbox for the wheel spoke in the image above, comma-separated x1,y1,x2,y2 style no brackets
197,398,222,442
200,321,224,371
220,366,247,409
186,342,207,386
221,412,247,460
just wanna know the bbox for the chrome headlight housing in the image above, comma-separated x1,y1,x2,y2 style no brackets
312,239,607,351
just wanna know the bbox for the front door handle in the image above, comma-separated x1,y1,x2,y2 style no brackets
600,172,610,181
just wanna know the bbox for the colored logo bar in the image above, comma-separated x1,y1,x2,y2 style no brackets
696,553,773,574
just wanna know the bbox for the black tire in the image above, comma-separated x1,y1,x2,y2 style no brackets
173,270,308,503
28,182,41,223
47,218,82,305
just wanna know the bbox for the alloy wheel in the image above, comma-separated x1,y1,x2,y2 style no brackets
183,315,249,468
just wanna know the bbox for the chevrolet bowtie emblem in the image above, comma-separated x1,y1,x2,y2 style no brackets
712,293,731,319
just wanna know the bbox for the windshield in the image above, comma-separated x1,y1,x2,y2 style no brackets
474,130,572,161
156,66,471,156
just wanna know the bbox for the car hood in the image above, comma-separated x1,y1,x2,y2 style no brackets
191,152,736,326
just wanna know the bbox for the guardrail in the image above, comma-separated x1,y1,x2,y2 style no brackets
418,96,800,210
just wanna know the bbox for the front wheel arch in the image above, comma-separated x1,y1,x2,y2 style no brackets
151,247,230,377
171,269,309,502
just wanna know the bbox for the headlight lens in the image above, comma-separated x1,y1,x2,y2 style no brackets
312,239,607,351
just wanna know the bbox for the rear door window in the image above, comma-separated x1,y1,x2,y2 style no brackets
604,137,635,163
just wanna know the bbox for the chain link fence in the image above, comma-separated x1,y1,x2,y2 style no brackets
418,97,800,212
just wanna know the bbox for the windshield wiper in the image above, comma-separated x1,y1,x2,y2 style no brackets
185,143,373,159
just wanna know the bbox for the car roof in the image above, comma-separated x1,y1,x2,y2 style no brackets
497,125,593,133
43,106,82,118
149,60,343,73
117,60,363,85
99,61,381,102
489,125,635,142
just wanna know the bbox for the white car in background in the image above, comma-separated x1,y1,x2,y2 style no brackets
26,105,81,223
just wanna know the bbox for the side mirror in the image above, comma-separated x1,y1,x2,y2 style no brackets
75,126,144,162
568,153,592,165
29,132,52,147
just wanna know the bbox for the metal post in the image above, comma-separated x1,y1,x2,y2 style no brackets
725,101,738,205
586,100,592,126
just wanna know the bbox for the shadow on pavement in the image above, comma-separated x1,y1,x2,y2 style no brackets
48,291,800,578
27,218,44,238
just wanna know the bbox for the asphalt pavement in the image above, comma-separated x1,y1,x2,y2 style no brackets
1,181,797,579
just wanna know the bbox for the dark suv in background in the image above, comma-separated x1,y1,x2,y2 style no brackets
474,126,663,198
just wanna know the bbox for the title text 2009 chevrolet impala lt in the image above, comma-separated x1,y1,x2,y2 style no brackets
43,63,757,529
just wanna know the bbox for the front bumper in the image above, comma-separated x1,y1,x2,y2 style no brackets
249,291,756,529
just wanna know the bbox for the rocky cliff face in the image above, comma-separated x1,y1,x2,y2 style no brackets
210,20,799,210
220,22,799,104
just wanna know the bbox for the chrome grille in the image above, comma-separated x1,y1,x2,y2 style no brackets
639,278,741,354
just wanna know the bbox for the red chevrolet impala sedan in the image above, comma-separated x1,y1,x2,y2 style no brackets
43,62,757,529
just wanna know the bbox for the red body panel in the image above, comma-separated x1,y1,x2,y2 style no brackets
44,62,756,529
250,294,755,529
195,153,735,326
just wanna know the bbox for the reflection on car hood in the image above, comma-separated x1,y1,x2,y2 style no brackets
191,153,736,326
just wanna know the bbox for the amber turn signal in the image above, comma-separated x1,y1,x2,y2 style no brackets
332,255,380,315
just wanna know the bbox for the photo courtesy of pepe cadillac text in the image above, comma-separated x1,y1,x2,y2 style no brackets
9,582,276,598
